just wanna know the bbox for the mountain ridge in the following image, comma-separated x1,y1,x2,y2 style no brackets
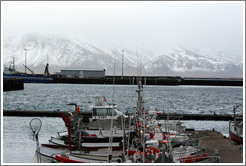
3,34,243,77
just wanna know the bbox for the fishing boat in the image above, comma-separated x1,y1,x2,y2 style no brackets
3,57,53,83
37,97,133,163
229,104,243,145
49,98,132,149
38,143,125,163
124,79,214,163
36,78,218,163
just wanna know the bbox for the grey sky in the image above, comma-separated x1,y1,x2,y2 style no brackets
2,1,244,58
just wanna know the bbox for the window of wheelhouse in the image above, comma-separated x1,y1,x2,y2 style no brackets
92,108,116,116
107,108,117,116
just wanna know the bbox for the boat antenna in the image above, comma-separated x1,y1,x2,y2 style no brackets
142,84,146,163
112,59,115,105
12,57,15,72
121,50,124,78
126,112,132,159
139,60,142,78
167,94,170,133
108,59,116,163
24,48,28,74
136,46,139,76
107,102,114,163
121,112,126,161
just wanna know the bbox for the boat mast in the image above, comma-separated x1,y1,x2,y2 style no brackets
121,50,124,78
24,48,28,74
107,59,116,163
9,57,16,73
136,76,146,163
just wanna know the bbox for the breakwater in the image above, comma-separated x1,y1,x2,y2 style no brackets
3,110,239,121
182,77,243,86
54,76,182,85
3,110,91,118
3,78,24,91
53,76,242,86
4,75,242,86
156,113,236,121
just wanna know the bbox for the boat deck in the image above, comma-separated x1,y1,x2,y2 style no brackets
187,130,243,163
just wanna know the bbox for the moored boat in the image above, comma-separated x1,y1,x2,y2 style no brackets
229,104,243,145
3,58,53,83
35,77,219,163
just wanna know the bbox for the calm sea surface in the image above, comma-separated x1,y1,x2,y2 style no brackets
2,84,243,163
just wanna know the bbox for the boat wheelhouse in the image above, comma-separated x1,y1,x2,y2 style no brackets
90,96,124,121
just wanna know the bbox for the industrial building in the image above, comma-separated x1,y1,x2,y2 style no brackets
60,69,106,78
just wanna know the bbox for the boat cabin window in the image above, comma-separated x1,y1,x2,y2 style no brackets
92,108,117,116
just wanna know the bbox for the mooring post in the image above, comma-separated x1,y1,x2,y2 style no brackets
214,149,219,163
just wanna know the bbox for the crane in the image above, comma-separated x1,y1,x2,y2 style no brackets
23,64,34,75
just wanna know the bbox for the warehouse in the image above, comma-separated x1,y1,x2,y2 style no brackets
60,69,106,78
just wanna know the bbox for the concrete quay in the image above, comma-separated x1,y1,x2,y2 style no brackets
187,130,243,163
3,78,24,91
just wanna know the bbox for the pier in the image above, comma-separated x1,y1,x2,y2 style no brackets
3,78,24,91
53,76,182,85
3,110,240,121
3,110,91,118
182,77,243,86
52,76,243,86
3,75,242,86
187,130,243,163
156,113,237,121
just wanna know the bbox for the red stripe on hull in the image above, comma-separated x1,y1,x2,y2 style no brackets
55,155,87,163
179,153,208,163
230,131,243,145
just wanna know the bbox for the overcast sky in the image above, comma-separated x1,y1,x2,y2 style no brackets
2,1,244,58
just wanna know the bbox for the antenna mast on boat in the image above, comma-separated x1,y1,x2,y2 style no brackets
136,77,147,163
121,50,124,78
9,57,16,73
136,46,139,76
24,48,28,74
113,59,115,105
107,59,116,163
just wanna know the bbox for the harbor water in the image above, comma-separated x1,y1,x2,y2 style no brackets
2,83,243,163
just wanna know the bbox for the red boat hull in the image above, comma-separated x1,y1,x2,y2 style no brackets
179,153,208,163
230,131,243,145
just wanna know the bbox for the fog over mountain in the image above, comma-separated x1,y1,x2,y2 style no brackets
3,34,243,77
2,2,243,78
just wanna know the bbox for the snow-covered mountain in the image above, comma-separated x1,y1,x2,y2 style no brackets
3,34,243,77
143,47,243,77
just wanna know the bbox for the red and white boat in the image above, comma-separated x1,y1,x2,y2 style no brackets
229,104,243,145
